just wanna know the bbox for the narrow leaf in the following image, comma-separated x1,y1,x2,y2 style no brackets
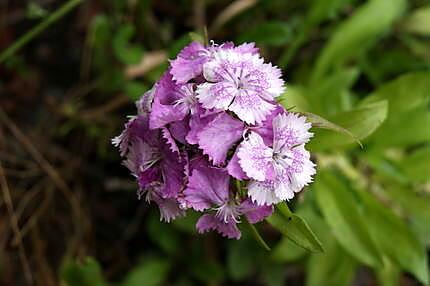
306,240,356,286
401,5,430,36
266,210,323,253
357,188,429,285
307,100,387,151
315,171,383,267
311,0,406,80
302,111,362,148
245,219,271,251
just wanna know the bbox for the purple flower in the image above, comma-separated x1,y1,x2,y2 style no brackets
196,49,284,124
114,41,318,240
115,115,185,221
182,159,272,239
238,113,315,205
149,72,197,129
170,41,259,84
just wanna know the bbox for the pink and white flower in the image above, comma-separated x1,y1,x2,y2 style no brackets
238,113,315,205
196,48,285,124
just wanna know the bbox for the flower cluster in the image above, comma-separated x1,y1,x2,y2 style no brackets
113,41,316,239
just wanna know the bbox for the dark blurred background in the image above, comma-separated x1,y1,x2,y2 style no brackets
1,0,430,285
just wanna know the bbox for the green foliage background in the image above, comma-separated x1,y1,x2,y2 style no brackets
1,0,430,285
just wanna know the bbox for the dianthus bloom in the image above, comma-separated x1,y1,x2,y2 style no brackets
113,41,316,239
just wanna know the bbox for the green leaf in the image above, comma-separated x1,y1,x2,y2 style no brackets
362,150,409,184
307,100,387,151
306,240,356,286
363,72,430,147
266,207,323,253
306,68,358,116
370,107,430,147
311,0,406,80
237,21,292,46
362,72,430,114
401,5,430,36
279,0,352,66
400,145,430,182
314,171,383,267
271,237,307,262
357,188,429,285
381,184,430,246
113,24,144,65
376,257,401,286
306,0,352,25
122,258,170,286
61,257,106,286
302,111,362,148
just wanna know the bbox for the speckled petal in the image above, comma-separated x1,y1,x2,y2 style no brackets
237,132,273,181
247,180,282,206
272,113,313,152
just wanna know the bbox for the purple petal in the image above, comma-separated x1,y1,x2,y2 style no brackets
112,115,157,156
239,198,273,223
226,149,248,180
196,214,241,239
149,72,189,129
170,42,209,83
159,144,186,199
136,87,155,115
169,118,190,144
254,104,285,146
137,168,160,190
197,113,244,165
186,107,217,145
122,138,159,175
152,195,185,222
161,127,180,154
234,42,259,54
182,160,230,211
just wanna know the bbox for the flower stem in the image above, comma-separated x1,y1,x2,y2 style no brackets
245,219,271,251
277,202,293,218
0,0,83,63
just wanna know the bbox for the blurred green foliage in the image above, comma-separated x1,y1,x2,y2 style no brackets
3,0,430,285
